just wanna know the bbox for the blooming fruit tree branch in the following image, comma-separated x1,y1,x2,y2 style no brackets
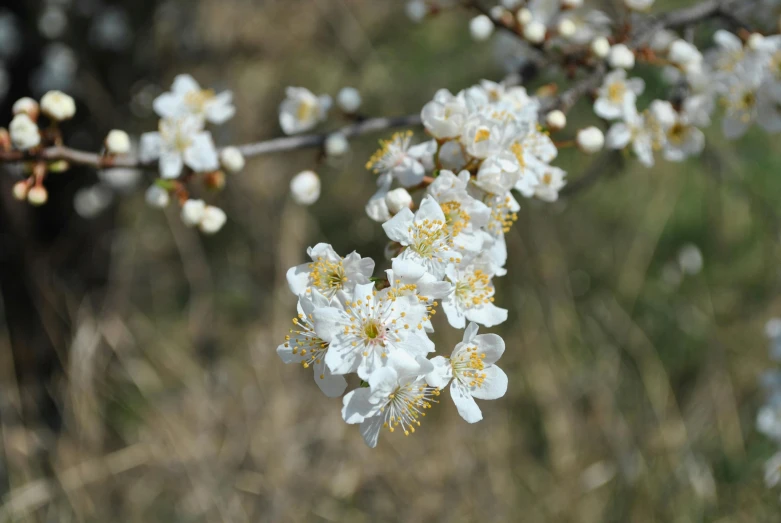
0,0,778,448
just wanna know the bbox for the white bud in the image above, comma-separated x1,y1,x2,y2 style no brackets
385,188,413,214
668,39,700,65
765,318,781,339
105,129,131,155
27,186,48,206
469,15,494,42
577,126,605,154
516,8,532,25
199,205,227,234
490,6,507,20
748,33,765,50
324,133,349,157
677,244,703,275
290,170,321,206
40,90,76,121
405,0,427,23
219,146,245,173
181,199,206,227
608,44,635,69
337,87,362,113
12,97,39,119
523,20,546,44
144,185,170,208
649,29,676,52
546,110,567,130
557,19,577,39
624,0,655,10
561,0,583,8
12,181,28,201
591,37,610,58
9,114,41,150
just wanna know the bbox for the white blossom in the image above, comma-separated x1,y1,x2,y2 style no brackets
181,199,206,227
594,69,645,120
140,116,219,179
199,205,227,234
342,351,438,447
313,282,433,380
426,322,508,423
279,87,331,135
277,290,348,398
591,36,610,58
383,196,467,279
286,243,374,299
546,110,566,130
442,264,507,328
12,97,39,118
153,74,235,125
523,20,547,44
324,133,349,157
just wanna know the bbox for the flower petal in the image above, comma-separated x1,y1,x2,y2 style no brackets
451,382,483,423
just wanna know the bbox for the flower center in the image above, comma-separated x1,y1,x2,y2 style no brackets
364,319,382,339
452,345,487,388
440,201,470,238
380,383,440,436
286,313,329,378
454,269,494,308
474,128,491,143
308,258,347,296
297,99,316,121
184,89,216,112
608,82,626,103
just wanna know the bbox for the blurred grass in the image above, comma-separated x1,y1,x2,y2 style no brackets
2,0,781,521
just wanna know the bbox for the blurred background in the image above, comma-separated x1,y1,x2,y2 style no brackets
1,0,781,521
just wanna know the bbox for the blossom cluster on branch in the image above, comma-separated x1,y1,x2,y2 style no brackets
0,0,779,449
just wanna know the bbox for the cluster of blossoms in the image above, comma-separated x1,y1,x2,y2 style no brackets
757,319,781,494
278,79,573,447
140,74,245,234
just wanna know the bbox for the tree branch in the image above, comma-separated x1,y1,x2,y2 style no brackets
0,114,423,171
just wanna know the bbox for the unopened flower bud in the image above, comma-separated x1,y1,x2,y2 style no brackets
557,19,576,39
591,36,610,58
9,114,41,150
668,39,701,65
325,133,349,157
48,160,70,173
385,188,413,214
12,97,39,120
0,128,11,151
523,20,546,44
203,170,226,191
489,6,507,20
337,87,362,113
181,199,206,226
219,146,245,173
561,0,583,8
105,129,131,155
516,8,532,25
27,185,48,206
546,110,567,130
145,185,170,208
12,181,28,201
469,15,494,41
577,127,605,154
624,0,654,11
748,33,765,50
608,44,635,69
40,90,76,121
405,0,427,23
199,205,227,234
290,170,321,206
